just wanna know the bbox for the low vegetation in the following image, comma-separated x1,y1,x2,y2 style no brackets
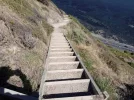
42,20,54,36
32,20,53,44
65,15,134,100
0,0,55,94
109,47,134,68
66,16,91,45
2,0,34,17
76,45,117,100
69,15,90,35
78,47,93,71
109,47,134,58
2,0,53,45
76,45,116,99
32,26,48,44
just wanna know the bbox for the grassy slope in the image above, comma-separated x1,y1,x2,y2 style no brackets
64,15,134,100
109,47,134,68
0,0,55,94
2,0,53,44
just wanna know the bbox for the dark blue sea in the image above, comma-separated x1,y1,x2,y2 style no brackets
52,0,134,46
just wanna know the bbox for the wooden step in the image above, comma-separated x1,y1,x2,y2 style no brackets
50,48,72,52
49,56,76,62
44,79,90,95
49,52,74,57
46,69,84,81
48,62,79,71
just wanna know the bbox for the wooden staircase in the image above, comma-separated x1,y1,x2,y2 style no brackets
0,16,109,100
39,25,108,100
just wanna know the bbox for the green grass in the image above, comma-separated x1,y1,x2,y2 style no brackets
22,51,43,92
42,20,53,36
95,78,114,93
32,26,47,44
109,47,133,58
66,22,90,45
67,31,84,44
67,15,91,46
2,0,53,44
78,48,93,70
69,15,91,34
2,0,34,17
25,52,42,67
77,47,117,99
67,16,118,99
128,62,134,68
95,77,117,100
32,20,53,44
109,47,134,68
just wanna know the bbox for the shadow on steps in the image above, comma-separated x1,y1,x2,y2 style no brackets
0,66,39,99
118,84,134,100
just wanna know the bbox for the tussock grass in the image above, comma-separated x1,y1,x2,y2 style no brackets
77,45,116,99
21,51,43,91
109,47,134,68
95,77,116,100
2,0,54,45
24,52,42,67
2,0,34,17
66,16,118,99
78,47,93,70
66,23,90,45
0,0,55,94
42,20,53,36
67,31,84,44
109,47,133,58
75,45,117,100
69,15,90,34
32,20,53,44
32,26,47,44
77,46,117,99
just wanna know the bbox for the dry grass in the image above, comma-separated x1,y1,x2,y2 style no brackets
66,19,90,45
109,47,134,58
109,47,134,68
2,0,34,17
64,16,134,99
69,15,90,34
0,0,54,93
32,26,48,44
72,43,117,100
42,20,54,36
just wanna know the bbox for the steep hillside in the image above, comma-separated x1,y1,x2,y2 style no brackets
0,0,134,99
63,16,134,100
52,0,134,46
0,0,64,96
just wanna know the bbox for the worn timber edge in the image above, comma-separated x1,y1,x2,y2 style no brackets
65,36,109,100
39,34,52,100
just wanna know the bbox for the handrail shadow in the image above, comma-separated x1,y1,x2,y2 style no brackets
0,87,38,100
0,66,38,99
